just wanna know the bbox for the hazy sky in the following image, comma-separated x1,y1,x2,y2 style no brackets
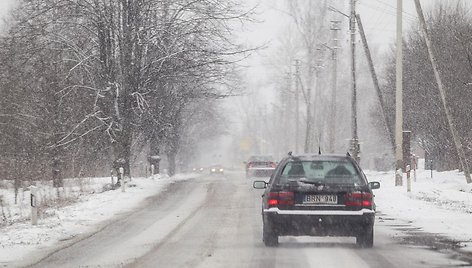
236,0,459,101
0,0,15,18
0,0,436,49
0,0,15,31
242,0,428,54
358,0,416,51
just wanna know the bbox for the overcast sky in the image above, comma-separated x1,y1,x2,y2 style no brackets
236,0,466,96
241,0,432,54
0,0,15,31
0,0,450,49
0,0,15,18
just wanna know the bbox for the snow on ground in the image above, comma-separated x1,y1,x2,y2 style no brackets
2,162,472,265
0,173,196,265
366,164,472,252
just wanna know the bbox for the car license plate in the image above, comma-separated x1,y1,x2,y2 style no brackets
303,195,338,204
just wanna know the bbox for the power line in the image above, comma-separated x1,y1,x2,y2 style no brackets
373,0,417,20
376,0,417,19
358,1,416,22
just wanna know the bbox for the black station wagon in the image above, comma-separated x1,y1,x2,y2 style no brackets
253,153,380,247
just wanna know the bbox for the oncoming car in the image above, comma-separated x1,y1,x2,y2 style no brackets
192,167,205,173
210,166,224,175
253,153,380,248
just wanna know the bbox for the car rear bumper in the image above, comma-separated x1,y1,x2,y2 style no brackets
247,168,275,177
263,208,375,236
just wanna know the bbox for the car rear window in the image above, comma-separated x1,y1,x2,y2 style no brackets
249,155,273,162
278,160,362,184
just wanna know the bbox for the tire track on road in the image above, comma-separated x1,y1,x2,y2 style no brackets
26,179,208,268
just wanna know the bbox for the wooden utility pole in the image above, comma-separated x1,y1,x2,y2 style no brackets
356,14,394,151
350,0,360,163
414,0,472,183
312,60,322,152
304,67,312,154
328,21,340,153
295,60,301,153
395,0,403,186
282,72,291,154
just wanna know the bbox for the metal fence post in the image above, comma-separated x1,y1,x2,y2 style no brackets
430,160,433,179
406,165,411,192
412,154,417,182
31,186,38,225
119,167,125,192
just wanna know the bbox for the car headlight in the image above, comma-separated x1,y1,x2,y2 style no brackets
211,168,216,172
219,168,224,172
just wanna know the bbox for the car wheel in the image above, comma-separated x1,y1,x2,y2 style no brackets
356,226,374,248
263,222,278,247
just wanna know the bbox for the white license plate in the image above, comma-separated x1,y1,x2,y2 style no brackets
303,195,338,204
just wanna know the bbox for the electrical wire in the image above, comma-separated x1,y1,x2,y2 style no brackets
358,1,416,22
375,0,417,20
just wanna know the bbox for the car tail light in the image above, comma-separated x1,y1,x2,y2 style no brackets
271,162,277,168
268,191,294,207
344,191,373,208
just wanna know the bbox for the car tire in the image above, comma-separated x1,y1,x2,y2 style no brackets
356,226,374,248
263,222,278,247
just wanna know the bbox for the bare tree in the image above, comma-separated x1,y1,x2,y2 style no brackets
374,2,472,172
0,0,254,185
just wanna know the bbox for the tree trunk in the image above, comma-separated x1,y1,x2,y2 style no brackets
112,128,132,178
52,154,63,187
168,151,176,176
51,65,63,188
149,133,161,175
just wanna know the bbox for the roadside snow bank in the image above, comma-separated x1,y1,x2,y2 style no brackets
366,168,472,250
0,174,196,266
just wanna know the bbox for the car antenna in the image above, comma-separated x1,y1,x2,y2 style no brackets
288,151,292,156
346,152,351,157
318,146,321,155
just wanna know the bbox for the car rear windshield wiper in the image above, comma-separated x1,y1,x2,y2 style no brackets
298,179,325,186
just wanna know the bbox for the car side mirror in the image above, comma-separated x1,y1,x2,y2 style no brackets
369,181,380,190
253,181,267,189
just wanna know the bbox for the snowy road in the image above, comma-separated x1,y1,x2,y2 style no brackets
26,172,470,268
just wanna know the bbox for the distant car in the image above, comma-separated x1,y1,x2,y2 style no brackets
253,153,380,248
210,166,224,175
192,167,205,173
245,155,277,179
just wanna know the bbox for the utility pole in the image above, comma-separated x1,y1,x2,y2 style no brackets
294,60,301,154
304,68,312,153
312,59,323,152
282,72,291,155
350,0,360,163
395,0,403,186
328,21,340,153
356,14,395,151
414,0,472,184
